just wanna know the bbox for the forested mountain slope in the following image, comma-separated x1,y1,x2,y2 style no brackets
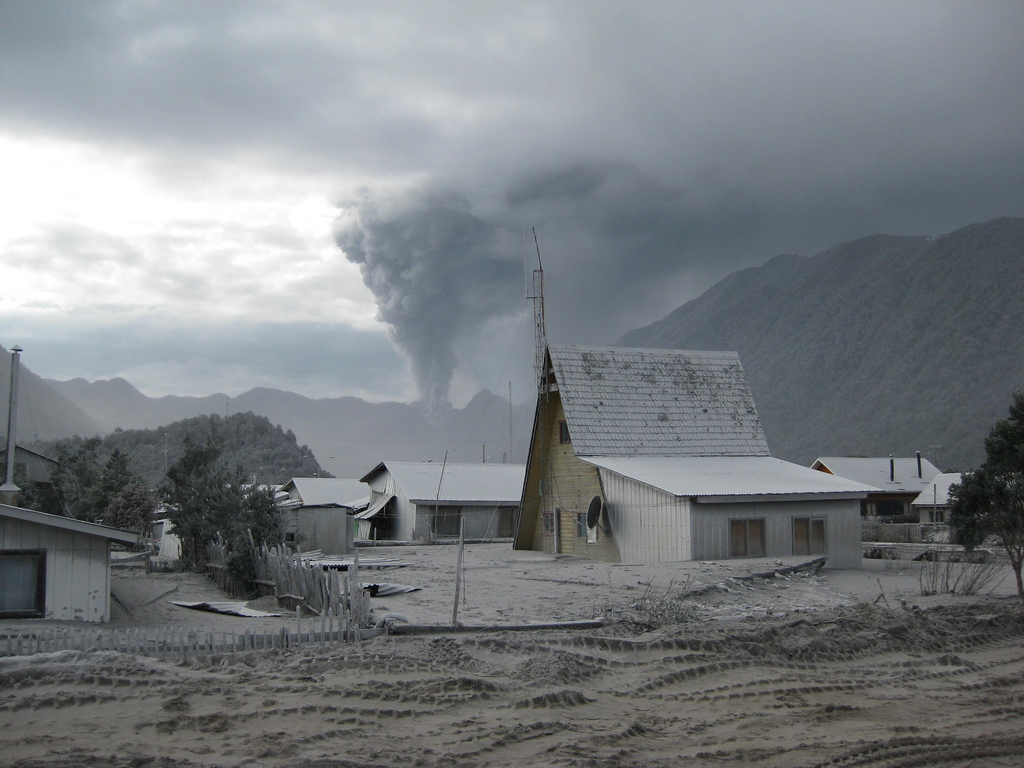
618,217,1024,469
35,411,326,490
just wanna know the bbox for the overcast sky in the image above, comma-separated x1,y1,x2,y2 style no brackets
2,1,1022,408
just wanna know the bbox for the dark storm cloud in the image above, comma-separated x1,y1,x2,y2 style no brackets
2,1,1023,401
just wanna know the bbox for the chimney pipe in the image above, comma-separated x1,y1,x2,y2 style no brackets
916,451,922,479
889,454,894,482
1,345,23,506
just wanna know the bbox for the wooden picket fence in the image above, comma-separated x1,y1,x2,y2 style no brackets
204,538,371,630
0,541,376,660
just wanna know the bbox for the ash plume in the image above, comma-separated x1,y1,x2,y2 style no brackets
335,187,520,415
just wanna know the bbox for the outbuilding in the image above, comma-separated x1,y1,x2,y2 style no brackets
277,477,366,554
1,503,138,622
360,461,525,541
911,472,963,524
515,345,874,566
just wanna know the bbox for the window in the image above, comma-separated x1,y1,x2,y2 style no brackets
729,519,765,558
559,420,571,444
542,511,555,534
432,506,462,537
793,517,826,556
0,550,46,618
575,512,588,538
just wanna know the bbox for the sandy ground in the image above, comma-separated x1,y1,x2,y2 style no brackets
2,544,1024,767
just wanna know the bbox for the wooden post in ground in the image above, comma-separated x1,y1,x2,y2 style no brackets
452,517,465,627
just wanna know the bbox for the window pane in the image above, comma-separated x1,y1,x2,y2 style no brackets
0,554,42,614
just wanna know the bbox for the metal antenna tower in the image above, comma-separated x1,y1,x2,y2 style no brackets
527,228,547,397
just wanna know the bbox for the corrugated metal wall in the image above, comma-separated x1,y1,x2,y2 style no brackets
599,470,691,563
365,472,416,540
1,517,112,622
689,498,862,568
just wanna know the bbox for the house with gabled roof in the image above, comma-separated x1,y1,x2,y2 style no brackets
911,472,962,524
514,345,875,567
1,502,138,622
360,461,525,542
811,455,940,518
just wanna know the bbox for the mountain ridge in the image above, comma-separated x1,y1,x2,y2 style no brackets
618,216,1024,469
42,376,533,478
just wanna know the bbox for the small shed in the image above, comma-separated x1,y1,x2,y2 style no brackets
811,455,940,518
0,503,138,623
359,461,525,541
911,472,963,524
277,478,365,554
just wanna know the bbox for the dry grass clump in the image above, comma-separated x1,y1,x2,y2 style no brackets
917,555,1007,596
620,577,701,630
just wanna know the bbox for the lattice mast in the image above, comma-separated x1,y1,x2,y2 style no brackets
527,228,547,397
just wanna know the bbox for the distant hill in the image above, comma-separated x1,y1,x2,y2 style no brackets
0,347,101,443
45,378,533,478
35,411,327,489
618,217,1024,470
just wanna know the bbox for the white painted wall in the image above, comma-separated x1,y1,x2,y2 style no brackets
599,469,692,563
1,515,113,622
690,498,863,569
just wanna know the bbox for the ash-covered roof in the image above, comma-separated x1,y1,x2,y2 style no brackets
583,456,877,499
281,477,368,508
811,456,940,493
548,345,769,458
911,472,963,507
361,461,525,505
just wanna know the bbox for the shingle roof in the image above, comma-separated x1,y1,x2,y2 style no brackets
583,456,877,498
362,461,525,504
549,345,769,458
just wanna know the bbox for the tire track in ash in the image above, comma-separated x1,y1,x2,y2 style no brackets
2,603,1024,767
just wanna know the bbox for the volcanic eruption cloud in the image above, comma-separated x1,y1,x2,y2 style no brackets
335,187,522,416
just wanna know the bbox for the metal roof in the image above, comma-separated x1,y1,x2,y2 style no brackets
281,477,368,508
548,345,770,458
0,503,139,545
811,456,940,493
911,472,963,507
362,461,525,504
583,456,877,499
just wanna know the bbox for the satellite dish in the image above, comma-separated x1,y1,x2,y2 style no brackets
586,495,602,529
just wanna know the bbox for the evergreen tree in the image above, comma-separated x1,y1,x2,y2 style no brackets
162,431,241,567
949,392,1024,599
102,481,157,541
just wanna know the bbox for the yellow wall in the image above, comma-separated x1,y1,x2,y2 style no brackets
525,392,619,562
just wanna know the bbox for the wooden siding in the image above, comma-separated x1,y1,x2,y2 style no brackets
689,498,862,569
1,516,112,623
598,470,691,563
523,393,619,561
